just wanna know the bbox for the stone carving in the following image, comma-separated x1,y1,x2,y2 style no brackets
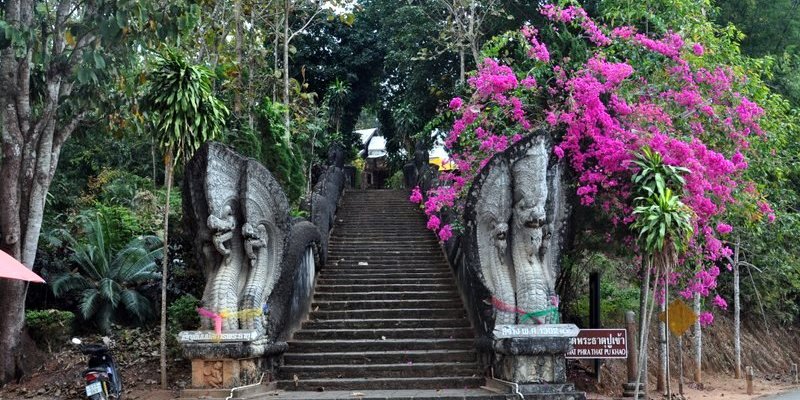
466,132,572,326
202,361,224,388
183,142,291,337
474,160,514,325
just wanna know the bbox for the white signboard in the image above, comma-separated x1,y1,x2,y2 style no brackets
178,330,258,343
493,324,580,339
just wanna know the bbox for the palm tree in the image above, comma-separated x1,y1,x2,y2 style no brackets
142,48,229,388
51,214,162,333
630,147,693,399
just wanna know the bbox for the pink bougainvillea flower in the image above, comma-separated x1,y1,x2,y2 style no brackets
713,295,728,310
426,215,441,231
449,97,464,110
438,224,453,242
698,312,714,326
409,186,423,203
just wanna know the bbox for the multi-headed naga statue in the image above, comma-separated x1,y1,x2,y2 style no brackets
183,142,292,337
465,132,572,327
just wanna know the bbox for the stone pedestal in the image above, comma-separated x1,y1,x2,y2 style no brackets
180,331,288,389
493,337,570,383
488,325,586,400
190,358,259,388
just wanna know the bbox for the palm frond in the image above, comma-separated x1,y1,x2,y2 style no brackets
50,272,91,297
121,289,154,322
80,289,101,320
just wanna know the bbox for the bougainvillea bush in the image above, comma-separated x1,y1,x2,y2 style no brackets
410,3,775,323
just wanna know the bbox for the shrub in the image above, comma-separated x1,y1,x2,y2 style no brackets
166,294,200,357
51,213,163,333
168,294,200,331
385,170,405,189
26,309,75,353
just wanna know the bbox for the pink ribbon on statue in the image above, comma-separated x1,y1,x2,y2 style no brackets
197,307,223,336
491,297,527,315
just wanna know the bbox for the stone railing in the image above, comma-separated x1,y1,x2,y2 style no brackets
179,142,345,389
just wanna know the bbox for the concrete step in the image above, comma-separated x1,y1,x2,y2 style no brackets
317,277,453,285
302,318,470,330
287,338,475,353
315,284,456,293
276,376,485,391
320,267,450,274
279,362,480,380
324,262,449,269
309,308,467,320
317,271,452,279
235,388,515,400
283,349,477,365
314,291,461,301
311,299,463,311
293,327,474,340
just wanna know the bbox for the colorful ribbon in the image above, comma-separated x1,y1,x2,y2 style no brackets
490,296,560,324
196,305,268,338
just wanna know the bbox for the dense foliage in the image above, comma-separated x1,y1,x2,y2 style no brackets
412,2,792,321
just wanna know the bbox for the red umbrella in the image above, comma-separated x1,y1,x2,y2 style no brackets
0,250,45,283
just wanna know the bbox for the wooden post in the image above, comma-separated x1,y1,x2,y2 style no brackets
590,272,601,381
626,311,638,383
746,366,754,395
791,363,798,384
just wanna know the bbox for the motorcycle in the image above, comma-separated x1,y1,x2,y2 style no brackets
72,338,123,400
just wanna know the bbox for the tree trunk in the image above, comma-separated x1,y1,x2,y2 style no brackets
634,258,651,399
283,0,291,141
234,0,243,115
658,298,667,393
459,48,466,85
693,291,702,383
159,153,174,389
734,240,741,379
467,0,480,65
665,266,671,398
0,281,27,383
273,10,281,103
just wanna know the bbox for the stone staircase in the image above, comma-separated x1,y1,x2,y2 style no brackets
274,190,498,395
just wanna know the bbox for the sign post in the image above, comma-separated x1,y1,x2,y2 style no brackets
566,329,628,359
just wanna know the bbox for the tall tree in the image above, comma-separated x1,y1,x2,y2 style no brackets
142,48,228,388
0,0,193,382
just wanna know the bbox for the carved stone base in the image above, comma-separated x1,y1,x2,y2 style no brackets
496,353,567,383
486,378,586,400
489,335,585,399
492,336,572,383
190,358,262,389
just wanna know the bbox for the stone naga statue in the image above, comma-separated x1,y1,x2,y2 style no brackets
465,132,572,326
183,142,291,337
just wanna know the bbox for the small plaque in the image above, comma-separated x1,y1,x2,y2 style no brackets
493,324,580,339
566,329,628,359
178,330,258,343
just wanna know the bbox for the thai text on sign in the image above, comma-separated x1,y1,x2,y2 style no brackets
565,329,628,359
